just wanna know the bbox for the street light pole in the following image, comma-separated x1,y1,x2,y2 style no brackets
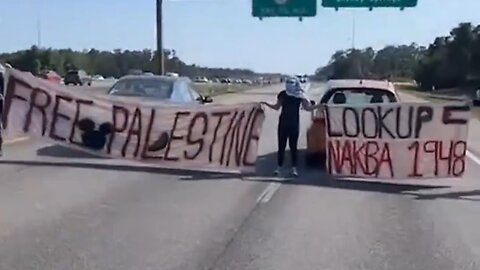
351,11,356,49
36,0,42,48
156,0,165,75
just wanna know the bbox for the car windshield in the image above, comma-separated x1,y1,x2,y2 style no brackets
108,78,174,99
325,88,397,104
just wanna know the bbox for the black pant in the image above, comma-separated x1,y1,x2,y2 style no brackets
277,125,299,167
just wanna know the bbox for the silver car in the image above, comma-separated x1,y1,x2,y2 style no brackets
107,75,213,104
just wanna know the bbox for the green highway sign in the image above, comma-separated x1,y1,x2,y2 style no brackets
252,0,317,18
322,0,418,8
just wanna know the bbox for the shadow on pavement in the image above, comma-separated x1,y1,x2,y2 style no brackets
235,91,278,96
0,159,242,180
37,145,108,159
405,190,480,201
248,150,450,195
1,146,449,196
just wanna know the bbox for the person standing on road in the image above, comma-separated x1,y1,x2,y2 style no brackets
261,77,322,177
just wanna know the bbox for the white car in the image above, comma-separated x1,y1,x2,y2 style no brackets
107,75,213,105
194,76,209,83
474,88,480,105
93,75,105,80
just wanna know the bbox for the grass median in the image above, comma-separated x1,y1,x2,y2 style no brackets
397,87,480,120
194,83,257,96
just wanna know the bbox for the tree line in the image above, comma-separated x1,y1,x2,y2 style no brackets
314,22,480,90
0,46,266,79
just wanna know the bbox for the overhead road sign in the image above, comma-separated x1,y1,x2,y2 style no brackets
252,0,317,19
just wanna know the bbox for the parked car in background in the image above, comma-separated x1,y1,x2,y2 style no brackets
296,74,308,83
166,72,179,77
106,74,213,105
40,70,62,84
64,70,92,86
128,69,143,76
220,78,231,84
93,75,105,80
305,79,400,169
194,76,209,83
474,87,480,106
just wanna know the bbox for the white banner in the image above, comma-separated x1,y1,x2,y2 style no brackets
325,102,471,179
2,69,265,172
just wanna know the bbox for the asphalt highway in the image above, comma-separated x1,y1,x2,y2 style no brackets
1,84,480,270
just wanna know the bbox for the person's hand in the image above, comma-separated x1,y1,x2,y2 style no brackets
260,102,268,111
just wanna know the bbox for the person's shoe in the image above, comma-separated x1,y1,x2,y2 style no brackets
290,167,299,177
273,167,282,176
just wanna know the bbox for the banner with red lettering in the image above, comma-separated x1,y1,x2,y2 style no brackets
325,102,471,179
2,69,265,172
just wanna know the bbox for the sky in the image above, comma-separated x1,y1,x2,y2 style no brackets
0,0,479,74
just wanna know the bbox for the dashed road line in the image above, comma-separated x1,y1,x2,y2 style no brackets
4,137,29,145
467,150,480,166
256,182,281,204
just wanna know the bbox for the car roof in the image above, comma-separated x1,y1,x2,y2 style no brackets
327,79,396,93
117,74,188,82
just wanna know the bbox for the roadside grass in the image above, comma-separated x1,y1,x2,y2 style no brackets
195,83,256,96
397,86,480,121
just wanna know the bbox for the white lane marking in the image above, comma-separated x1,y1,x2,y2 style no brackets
257,183,281,204
261,183,281,203
4,137,29,145
467,150,480,166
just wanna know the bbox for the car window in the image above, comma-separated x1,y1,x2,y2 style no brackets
108,78,173,99
170,80,195,103
188,82,201,100
324,88,397,105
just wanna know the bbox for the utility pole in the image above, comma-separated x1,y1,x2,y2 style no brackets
37,16,41,47
36,0,42,48
351,11,356,49
156,0,165,75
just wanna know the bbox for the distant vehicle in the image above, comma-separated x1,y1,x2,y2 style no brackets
305,79,400,169
194,76,209,83
166,72,179,77
474,88,480,106
64,70,92,86
296,74,308,83
220,78,231,84
143,72,155,76
242,79,252,85
93,75,105,80
128,69,143,76
106,75,213,104
40,70,62,84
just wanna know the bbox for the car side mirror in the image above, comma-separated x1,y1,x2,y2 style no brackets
203,95,213,103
